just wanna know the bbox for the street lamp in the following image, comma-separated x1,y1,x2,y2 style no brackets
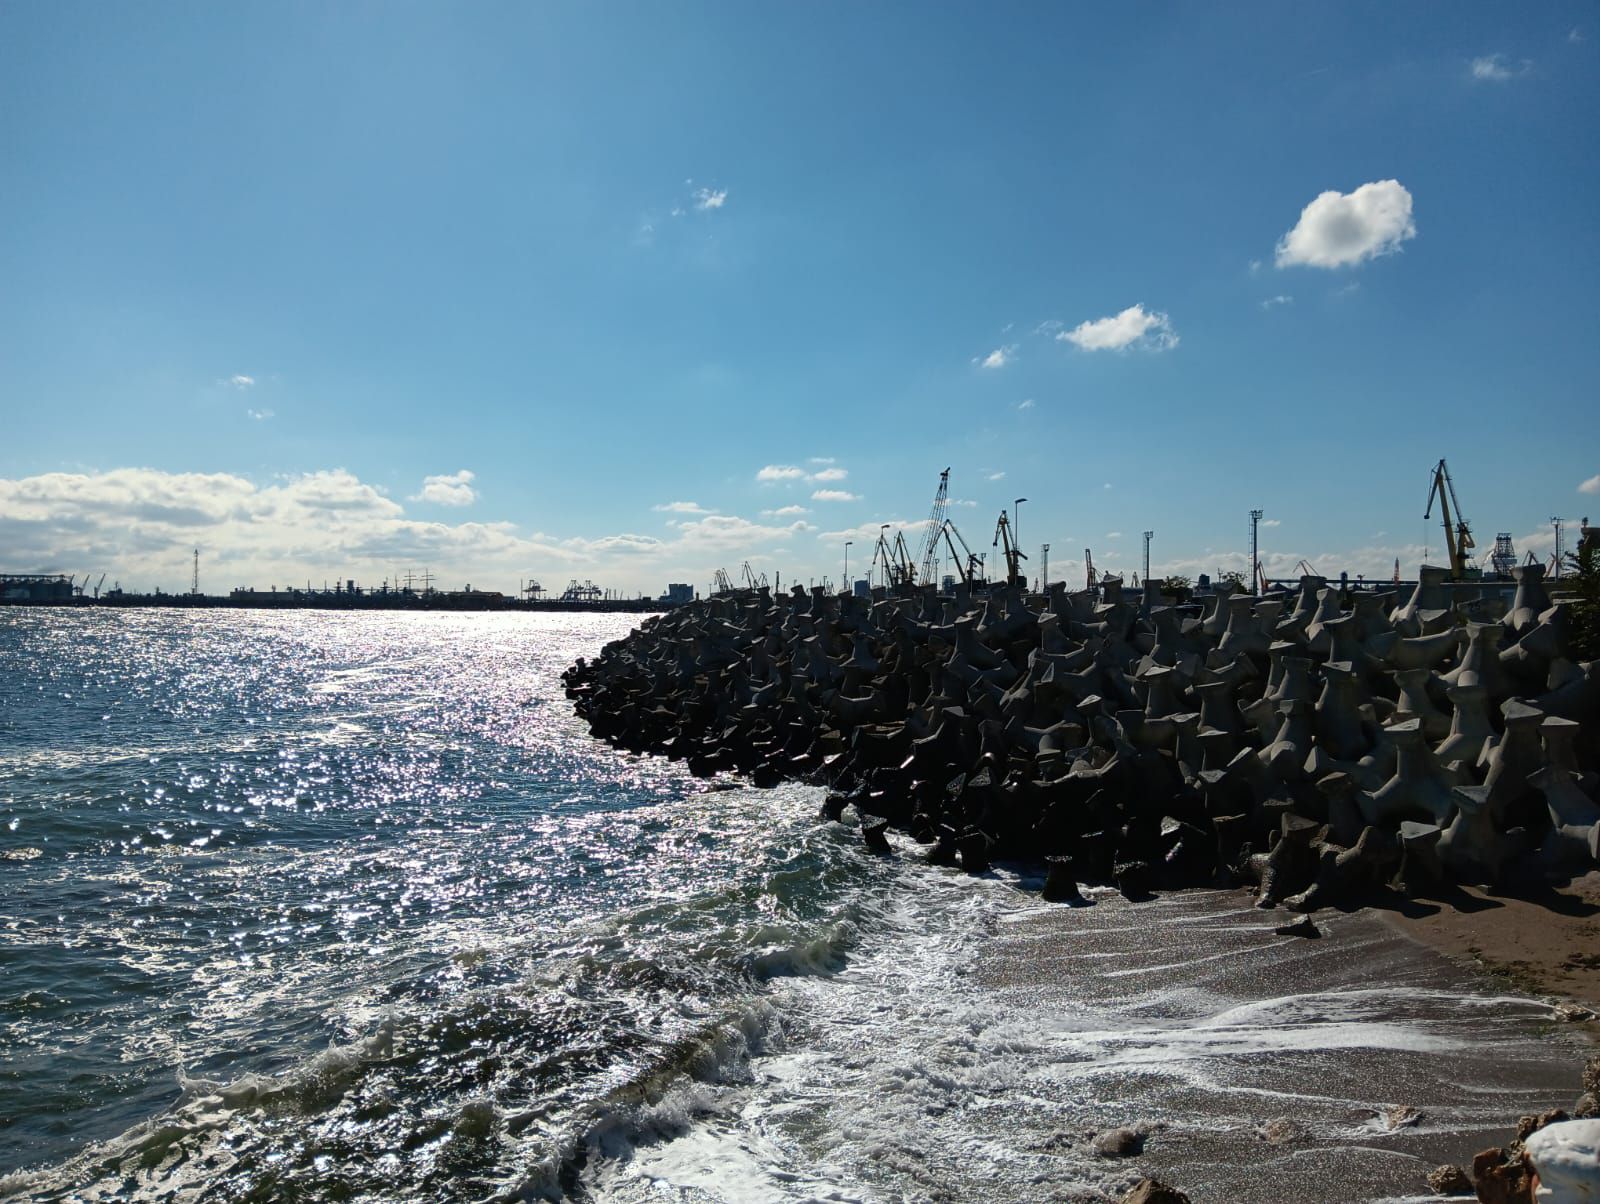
1013,498,1028,546
879,524,891,589
844,541,853,592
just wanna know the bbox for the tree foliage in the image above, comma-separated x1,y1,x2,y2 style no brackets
1564,540,1600,662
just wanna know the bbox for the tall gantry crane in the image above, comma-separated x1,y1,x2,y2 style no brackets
913,468,951,586
992,511,1028,587
1423,458,1476,580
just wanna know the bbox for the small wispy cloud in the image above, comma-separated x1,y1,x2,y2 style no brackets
987,471,1006,481
1471,53,1530,81
758,463,851,486
951,498,978,508
693,187,728,211
1106,531,1123,539
227,374,255,389
761,505,811,517
1579,474,1600,495
1262,518,1282,527
1102,482,1113,490
1261,295,1294,309
1058,304,1178,352
410,469,477,507
1016,398,1036,410
1570,27,1584,44
1248,259,1262,275
811,489,859,502
246,408,274,421
653,501,714,514
975,345,1017,369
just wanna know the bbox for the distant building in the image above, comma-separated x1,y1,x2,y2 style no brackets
662,583,694,606
1,574,75,602
853,579,871,598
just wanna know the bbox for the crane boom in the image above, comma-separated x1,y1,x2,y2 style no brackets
914,468,951,585
1423,458,1476,580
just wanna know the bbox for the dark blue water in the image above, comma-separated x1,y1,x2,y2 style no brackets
0,610,1582,1203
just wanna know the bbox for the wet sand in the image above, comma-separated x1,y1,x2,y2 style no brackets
976,887,1588,1204
1380,870,1600,1013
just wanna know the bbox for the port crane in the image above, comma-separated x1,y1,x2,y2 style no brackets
740,561,769,589
712,568,734,594
1423,458,1476,580
935,520,985,585
913,468,951,585
1085,547,1095,593
992,512,1027,587
870,526,917,588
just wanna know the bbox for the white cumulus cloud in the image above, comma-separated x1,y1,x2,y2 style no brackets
976,345,1017,369
1261,295,1294,310
1275,180,1416,269
693,187,728,211
757,465,808,482
1058,304,1178,352
1579,474,1600,495
227,375,255,389
810,467,848,482
811,489,859,502
411,469,478,507
1017,398,1036,410
761,505,810,517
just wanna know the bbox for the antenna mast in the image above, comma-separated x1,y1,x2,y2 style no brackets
192,548,199,597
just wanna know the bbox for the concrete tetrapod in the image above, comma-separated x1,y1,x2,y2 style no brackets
565,575,1600,912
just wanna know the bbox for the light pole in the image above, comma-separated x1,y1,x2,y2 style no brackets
1013,498,1028,546
1142,530,1154,584
879,524,891,589
844,540,852,591
1249,509,1264,595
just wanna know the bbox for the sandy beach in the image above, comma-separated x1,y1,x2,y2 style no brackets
972,884,1591,1204
1381,870,1600,1013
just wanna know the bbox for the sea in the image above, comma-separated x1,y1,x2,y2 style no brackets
0,609,1584,1203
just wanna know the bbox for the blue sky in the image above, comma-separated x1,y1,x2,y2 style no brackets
3,3,1596,595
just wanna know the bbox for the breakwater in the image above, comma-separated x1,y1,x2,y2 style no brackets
565,564,1600,910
